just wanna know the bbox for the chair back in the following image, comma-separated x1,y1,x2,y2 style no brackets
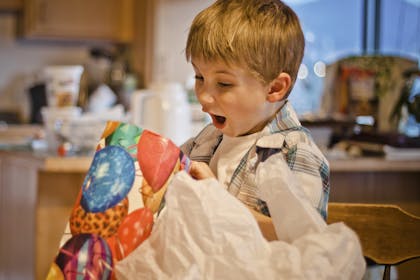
327,203,420,279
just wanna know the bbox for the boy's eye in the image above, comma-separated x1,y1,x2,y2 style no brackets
194,75,204,81
217,82,232,87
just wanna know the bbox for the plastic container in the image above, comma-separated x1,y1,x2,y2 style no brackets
44,65,84,107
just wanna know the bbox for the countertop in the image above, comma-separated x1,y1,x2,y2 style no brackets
1,148,420,173
0,124,93,172
329,157,420,172
2,124,420,173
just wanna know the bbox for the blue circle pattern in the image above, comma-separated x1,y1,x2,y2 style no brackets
81,146,135,213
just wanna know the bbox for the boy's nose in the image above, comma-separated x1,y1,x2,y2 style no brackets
196,88,214,105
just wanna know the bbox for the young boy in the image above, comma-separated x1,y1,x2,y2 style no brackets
181,0,329,240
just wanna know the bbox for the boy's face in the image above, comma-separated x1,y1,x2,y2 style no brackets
192,58,277,137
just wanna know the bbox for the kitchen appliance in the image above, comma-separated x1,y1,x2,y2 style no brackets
131,83,192,145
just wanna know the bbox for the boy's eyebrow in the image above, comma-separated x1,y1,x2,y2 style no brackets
191,61,236,76
215,70,234,76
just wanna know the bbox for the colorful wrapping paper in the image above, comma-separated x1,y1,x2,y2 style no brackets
46,121,190,280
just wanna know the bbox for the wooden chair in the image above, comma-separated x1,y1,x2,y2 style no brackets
327,203,420,280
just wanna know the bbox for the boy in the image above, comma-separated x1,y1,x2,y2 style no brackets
181,0,329,240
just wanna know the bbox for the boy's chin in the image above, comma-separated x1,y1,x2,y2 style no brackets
213,121,258,137
215,126,235,137
219,128,247,138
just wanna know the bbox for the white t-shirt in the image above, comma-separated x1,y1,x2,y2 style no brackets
209,132,260,188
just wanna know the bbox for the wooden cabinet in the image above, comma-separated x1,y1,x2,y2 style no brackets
20,0,155,86
0,150,88,280
132,0,155,88
23,0,133,42
0,0,22,11
0,153,40,280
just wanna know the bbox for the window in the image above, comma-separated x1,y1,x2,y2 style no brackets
284,0,420,116
381,0,420,57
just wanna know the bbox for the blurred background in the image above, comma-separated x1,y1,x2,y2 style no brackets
0,0,419,149
0,0,418,120
0,1,419,279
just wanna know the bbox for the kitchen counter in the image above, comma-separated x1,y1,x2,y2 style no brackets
3,124,420,173
1,147,420,279
7,150,420,173
328,156,420,172
39,153,93,172
327,156,420,218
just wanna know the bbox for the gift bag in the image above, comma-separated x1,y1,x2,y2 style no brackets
46,121,190,279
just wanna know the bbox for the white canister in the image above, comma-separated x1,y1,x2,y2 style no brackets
44,65,84,107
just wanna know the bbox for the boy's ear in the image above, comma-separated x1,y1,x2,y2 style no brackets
267,72,292,103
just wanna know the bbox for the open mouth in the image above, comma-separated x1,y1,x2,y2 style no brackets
214,115,226,124
211,114,226,128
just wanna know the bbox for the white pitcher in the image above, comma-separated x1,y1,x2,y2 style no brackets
131,83,192,146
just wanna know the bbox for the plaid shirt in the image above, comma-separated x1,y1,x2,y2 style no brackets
181,101,330,219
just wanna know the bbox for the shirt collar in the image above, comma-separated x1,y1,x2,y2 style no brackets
257,100,302,149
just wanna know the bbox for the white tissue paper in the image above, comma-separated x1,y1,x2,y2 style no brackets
255,153,327,243
115,167,365,279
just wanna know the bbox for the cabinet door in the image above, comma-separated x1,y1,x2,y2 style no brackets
0,154,40,280
23,0,133,42
0,0,23,11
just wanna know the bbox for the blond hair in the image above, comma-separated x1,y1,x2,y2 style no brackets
186,0,304,93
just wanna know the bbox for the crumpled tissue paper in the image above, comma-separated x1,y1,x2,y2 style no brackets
115,171,366,280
